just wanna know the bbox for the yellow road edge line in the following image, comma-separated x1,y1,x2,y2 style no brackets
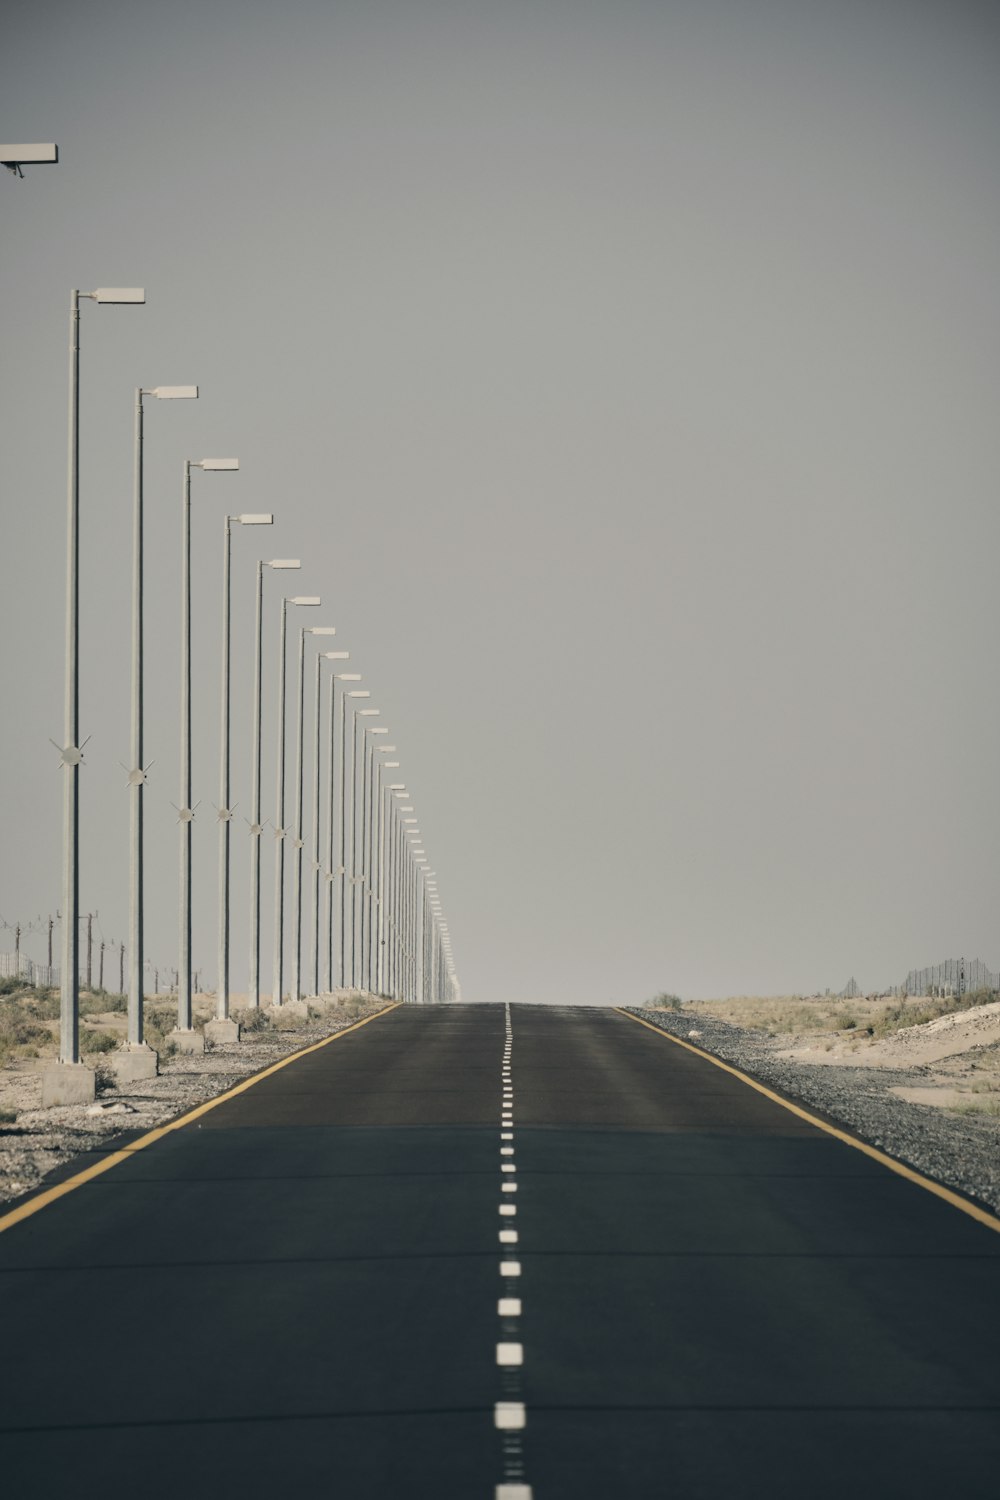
0,1003,400,1236
615,1007,1000,1236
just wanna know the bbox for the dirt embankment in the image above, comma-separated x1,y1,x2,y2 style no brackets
0,987,389,1208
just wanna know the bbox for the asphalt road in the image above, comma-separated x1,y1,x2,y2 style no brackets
1,1003,999,1499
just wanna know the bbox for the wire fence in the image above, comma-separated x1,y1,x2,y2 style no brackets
0,951,177,993
0,952,60,987
901,957,998,996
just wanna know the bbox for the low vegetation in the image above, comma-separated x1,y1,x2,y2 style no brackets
645,992,683,1011
647,987,1000,1040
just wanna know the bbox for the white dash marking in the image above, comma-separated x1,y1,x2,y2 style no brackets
499,1229,519,1244
496,1486,533,1500
501,1146,515,1155
498,1297,522,1316
501,1132,514,1141
497,1342,524,1367
500,1260,521,1276
501,1162,516,1172
494,1402,526,1430
499,1203,517,1216
502,1181,517,1193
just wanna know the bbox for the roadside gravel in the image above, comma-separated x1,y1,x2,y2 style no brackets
626,1006,1000,1217
0,1000,389,1211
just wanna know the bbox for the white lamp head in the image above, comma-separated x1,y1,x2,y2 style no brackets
92,287,145,303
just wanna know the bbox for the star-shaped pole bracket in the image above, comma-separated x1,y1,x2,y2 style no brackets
51,735,90,767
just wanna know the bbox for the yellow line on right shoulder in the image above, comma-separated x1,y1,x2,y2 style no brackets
617,1007,1000,1237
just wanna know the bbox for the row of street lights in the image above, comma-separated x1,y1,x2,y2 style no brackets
47,286,458,1105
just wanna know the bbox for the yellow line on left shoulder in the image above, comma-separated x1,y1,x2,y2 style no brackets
0,1002,400,1237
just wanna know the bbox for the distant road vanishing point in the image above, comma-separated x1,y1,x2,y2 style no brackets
2,1004,999,1499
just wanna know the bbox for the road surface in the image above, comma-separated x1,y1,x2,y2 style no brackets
1,1003,998,1498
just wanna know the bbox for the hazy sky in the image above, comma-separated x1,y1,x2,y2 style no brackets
2,0,999,1002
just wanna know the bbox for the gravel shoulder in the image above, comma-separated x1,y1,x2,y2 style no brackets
0,997,390,1210
625,1003,1000,1217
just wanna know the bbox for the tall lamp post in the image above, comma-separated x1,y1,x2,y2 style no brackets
352,707,381,988
290,623,337,1003
340,688,370,989
272,594,321,1006
386,783,408,997
363,726,390,991
173,457,239,1053
373,745,398,995
318,652,351,994
210,511,273,1043
114,384,199,1085
247,559,301,1008
46,287,145,1110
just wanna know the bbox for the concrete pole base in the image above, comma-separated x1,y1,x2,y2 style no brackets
41,1062,97,1108
107,1043,159,1083
167,1027,205,1054
204,1017,241,1046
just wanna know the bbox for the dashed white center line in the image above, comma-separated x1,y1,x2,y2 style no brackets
497,1004,531,1498
495,1402,526,1430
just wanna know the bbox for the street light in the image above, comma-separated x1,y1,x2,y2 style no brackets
174,457,239,1052
358,714,388,992
247,560,301,1008
1,142,58,177
272,595,320,1006
116,383,198,1085
352,707,380,988
290,624,337,1003
366,726,390,992
212,512,273,1039
47,286,145,1109
374,745,397,994
340,688,369,988
322,654,353,996
310,646,349,996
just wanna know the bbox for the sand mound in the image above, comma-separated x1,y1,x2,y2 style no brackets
779,1000,1000,1069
